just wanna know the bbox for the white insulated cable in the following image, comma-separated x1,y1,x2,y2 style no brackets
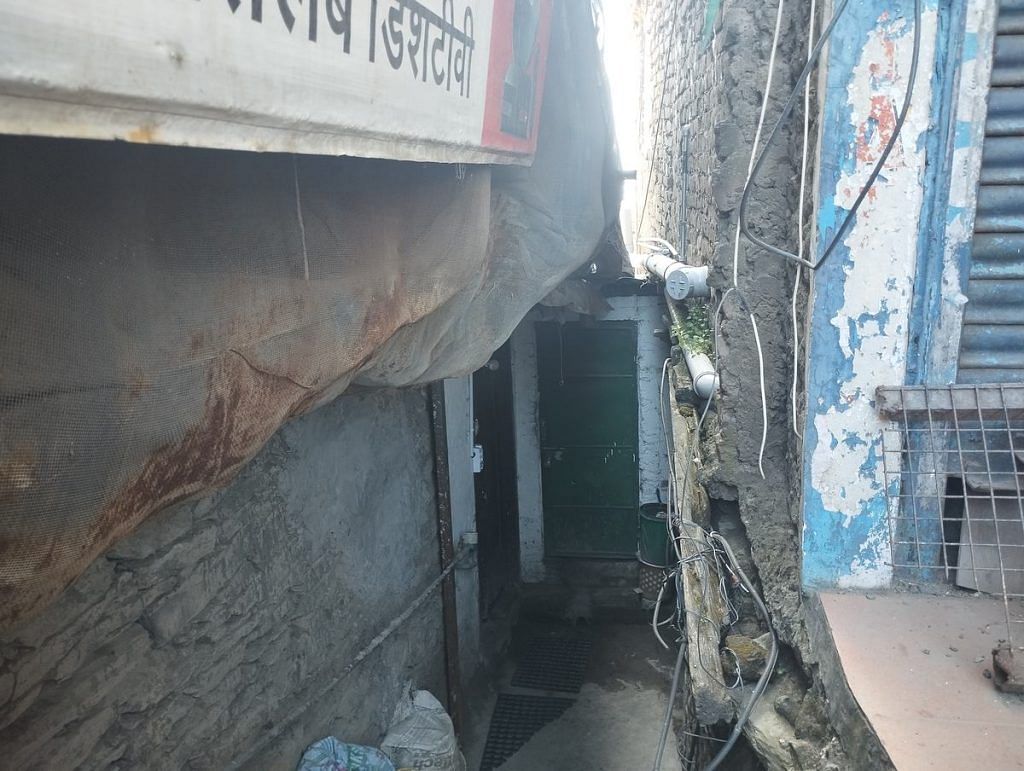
729,0,785,480
652,578,671,650
749,325,768,481
791,0,816,439
731,0,786,287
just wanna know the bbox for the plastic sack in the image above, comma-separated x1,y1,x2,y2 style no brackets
297,736,396,771
381,691,466,771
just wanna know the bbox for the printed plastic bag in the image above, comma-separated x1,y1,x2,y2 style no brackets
297,736,396,771
381,691,466,771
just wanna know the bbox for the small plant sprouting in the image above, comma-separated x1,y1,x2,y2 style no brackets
672,303,712,356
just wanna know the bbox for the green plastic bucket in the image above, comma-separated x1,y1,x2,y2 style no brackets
638,502,671,567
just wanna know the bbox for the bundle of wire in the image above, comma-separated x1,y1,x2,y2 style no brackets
652,352,777,771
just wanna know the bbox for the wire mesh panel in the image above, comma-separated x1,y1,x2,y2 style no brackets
878,384,1024,655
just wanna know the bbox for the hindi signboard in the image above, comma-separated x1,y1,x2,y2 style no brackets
0,0,552,163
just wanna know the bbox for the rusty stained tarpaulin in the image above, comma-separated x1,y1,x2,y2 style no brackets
0,0,619,629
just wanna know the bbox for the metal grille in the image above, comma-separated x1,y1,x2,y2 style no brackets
879,384,1024,655
478,694,575,771
639,563,673,603
509,636,592,693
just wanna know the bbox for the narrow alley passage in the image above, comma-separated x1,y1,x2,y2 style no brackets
3,0,1024,769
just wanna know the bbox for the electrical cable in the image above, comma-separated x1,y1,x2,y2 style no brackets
651,6,795,741
750,314,768,479
641,237,679,257
738,0,922,272
731,0,786,288
737,0,852,268
652,574,672,650
653,232,780,769
649,0,922,468
703,534,778,771
653,289,774,770
722,645,744,689
728,0,786,480
659,355,680,596
791,0,816,439
658,355,720,681
654,626,689,770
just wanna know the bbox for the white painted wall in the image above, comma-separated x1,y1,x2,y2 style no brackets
443,377,480,683
513,295,670,582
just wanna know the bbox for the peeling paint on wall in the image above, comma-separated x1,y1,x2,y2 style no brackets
803,2,939,589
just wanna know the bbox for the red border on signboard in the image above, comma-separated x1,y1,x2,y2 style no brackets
480,0,553,156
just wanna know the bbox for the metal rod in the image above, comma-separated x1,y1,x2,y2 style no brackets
974,385,1014,648
680,126,690,261
877,384,1024,419
924,388,951,578
907,392,924,570
428,381,464,736
1000,383,1024,645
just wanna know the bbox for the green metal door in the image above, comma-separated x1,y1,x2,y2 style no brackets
536,321,639,558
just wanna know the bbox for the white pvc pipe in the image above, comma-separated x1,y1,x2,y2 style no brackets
635,252,710,300
683,349,718,400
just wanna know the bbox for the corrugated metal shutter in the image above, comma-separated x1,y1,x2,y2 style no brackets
958,0,1024,384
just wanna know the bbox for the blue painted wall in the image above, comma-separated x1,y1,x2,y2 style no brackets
802,0,949,589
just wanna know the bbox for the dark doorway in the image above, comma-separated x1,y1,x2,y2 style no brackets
473,341,520,617
536,321,639,559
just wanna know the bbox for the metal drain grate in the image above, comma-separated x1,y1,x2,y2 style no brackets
509,636,592,693
479,693,575,771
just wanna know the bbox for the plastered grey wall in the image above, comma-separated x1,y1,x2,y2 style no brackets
0,387,447,770
637,0,812,649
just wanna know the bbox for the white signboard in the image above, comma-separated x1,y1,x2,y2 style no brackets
0,0,551,163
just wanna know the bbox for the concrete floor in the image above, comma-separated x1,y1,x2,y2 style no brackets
819,591,1024,771
465,623,684,771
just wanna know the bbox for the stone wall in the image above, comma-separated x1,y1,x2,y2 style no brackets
0,387,450,770
637,0,813,650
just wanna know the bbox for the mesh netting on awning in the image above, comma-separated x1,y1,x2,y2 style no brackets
0,2,620,628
